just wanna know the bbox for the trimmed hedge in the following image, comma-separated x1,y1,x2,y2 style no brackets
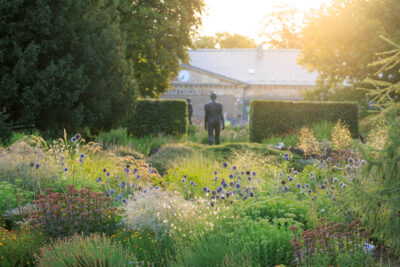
249,100,359,143
127,100,187,137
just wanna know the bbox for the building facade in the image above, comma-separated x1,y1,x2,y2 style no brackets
161,48,318,125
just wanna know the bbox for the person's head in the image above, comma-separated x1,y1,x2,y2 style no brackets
210,93,217,101
186,98,191,103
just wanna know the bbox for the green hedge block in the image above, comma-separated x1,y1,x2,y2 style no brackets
249,100,359,143
127,100,187,137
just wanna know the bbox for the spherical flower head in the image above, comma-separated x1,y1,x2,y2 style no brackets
345,164,351,170
148,163,152,168
75,133,81,140
332,177,338,183
150,169,154,174
203,187,208,192
103,168,107,173
144,189,147,193
232,166,237,171
229,181,234,187
119,182,125,188
321,184,327,190
190,181,194,185
136,174,141,179
210,201,215,207
305,183,310,188
71,137,77,143
293,171,298,175
297,183,301,189
133,168,137,174
229,174,234,179
155,186,160,190
106,172,110,177
252,171,256,176
183,175,187,179
341,183,347,189
279,186,282,191
284,186,289,191
80,153,85,158
64,167,69,172
311,176,315,181
221,196,225,200
235,183,240,189
222,182,227,188
122,198,127,204
246,171,250,176
214,171,218,175
96,177,102,183
318,166,323,170
207,189,210,193
309,172,314,176
281,180,286,185
327,157,332,162
214,176,218,181
247,176,251,181
79,158,84,163
216,195,220,199
288,177,293,182
360,160,366,166
223,162,228,168
35,163,40,169
284,153,290,160
109,189,115,195
307,189,312,194
217,187,222,193
124,168,129,173
182,179,186,183
249,192,254,197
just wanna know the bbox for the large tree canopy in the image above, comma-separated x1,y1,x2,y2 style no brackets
299,0,400,86
0,0,204,136
192,32,256,49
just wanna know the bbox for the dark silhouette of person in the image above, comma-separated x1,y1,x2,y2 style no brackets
187,98,193,125
204,93,224,145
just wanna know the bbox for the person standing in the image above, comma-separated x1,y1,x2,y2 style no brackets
187,98,193,125
204,93,224,145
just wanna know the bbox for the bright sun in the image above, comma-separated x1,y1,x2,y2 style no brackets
200,0,332,43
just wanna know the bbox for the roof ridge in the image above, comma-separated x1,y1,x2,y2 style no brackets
189,49,301,52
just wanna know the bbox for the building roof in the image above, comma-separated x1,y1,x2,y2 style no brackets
186,49,318,86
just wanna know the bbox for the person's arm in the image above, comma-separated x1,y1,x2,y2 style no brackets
204,105,208,130
220,104,225,130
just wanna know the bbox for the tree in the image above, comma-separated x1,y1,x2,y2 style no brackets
0,0,135,136
298,0,400,86
216,32,257,49
118,0,205,98
193,35,217,49
260,5,303,49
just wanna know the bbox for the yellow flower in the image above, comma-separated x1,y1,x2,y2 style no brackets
0,243,3,245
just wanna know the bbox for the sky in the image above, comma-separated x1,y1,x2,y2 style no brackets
199,0,332,43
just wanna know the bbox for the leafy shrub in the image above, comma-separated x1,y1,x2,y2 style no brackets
331,120,352,150
127,100,187,137
249,100,359,142
0,227,45,267
0,181,34,213
177,217,294,267
290,218,373,267
0,112,12,144
235,196,316,229
35,233,138,267
29,185,119,238
298,126,320,157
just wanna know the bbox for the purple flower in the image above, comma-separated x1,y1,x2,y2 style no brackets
80,153,85,158
35,163,40,169
109,189,115,195
284,153,290,160
293,171,298,175
64,167,69,171
247,176,251,181
235,183,241,189
190,181,194,185
71,137,77,143
223,162,228,168
246,171,251,176
214,171,218,175
155,186,160,190
249,192,254,197
229,174,234,179
182,179,186,183
222,182,228,188
232,166,237,171
136,174,141,179
119,182,125,188
96,177,102,183
106,172,110,177
214,176,218,181
307,189,312,194
103,168,107,173
148,163,152,168
122,198,127,204
79,158,84,163
297,183,301,188
309,172,314,176
305,184,310,188
288,177,293,182
203,187,208,192
252,171,256,176
332,177,338,183
133,168,137,174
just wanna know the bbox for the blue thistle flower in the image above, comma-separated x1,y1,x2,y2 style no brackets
319,166,323,170
103,168,107,173
106,172,110,177
284,185,289,191
136,174,141,179
155,186,160,190
252,171,256,176
222,182,228,188
96,177,102,183
288,177,293,182
223,162,228,168
184,175,187,179
284,153,290,160
247,177,251,181
311,176,315,181
80,153,85,158
124,168,129,173
341,183,347,189
229,181,234,187
280,172,284,177
119,182,125,188
35,163,40,169
232,166,237,171
109,189,115,195
214,176,218,181
293,171,298,175
309,172,314,176
71,137,77,143
229,174,234,179
214,171,218,175
332,177,338,183
246,171,250,176
249,192,254,197
307,189,312,194
339,182,344,187
79,158,84,163
216,195,220,199
148,163,152,168
133,168,137,174
297,183,301,188
64,167,69,171
203,187,208,192
190,181,194,185
235,183,241,189
144,189,147,193
360,160,366,166
122,198,127,204
207,189,210,193
210,201,215,207
150,170,154,174
182,179,186,183
217,187,222,193
321,184,327,189
305,184,310,188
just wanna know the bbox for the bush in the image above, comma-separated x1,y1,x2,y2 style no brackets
29,185,119,238
0,112,12,144
148,144,195,175
0,181,34,213
35,233,138,267
331,119,353,150
249,100,359,142
127,100,187,137
97,128,129,146
0,227,46,267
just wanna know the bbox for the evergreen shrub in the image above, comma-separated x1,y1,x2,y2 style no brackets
127,100,187,137
249,100,359,142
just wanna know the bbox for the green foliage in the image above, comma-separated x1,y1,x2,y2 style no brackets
192,32,256,49
249,100,359,142
177,217,294,266
127,100,188,138
0,181,34,213
0,112,11,144
299,0,400,86
204,142,281,160
0,0,136,136
35,233,137,267
236,196,316,229
351,110,400,253
119,0,205,97
0,228,46,267
148,144,195,175
97,128,129,146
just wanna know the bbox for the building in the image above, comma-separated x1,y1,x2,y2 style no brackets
160,48,318,125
